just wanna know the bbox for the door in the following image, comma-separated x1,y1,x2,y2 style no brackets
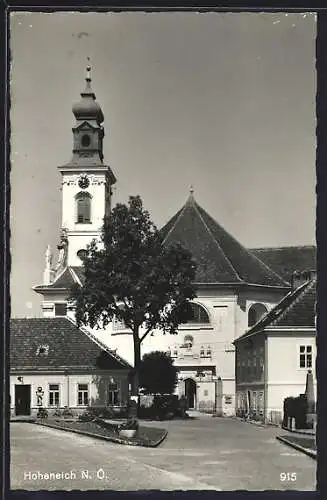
184,378,196,410
15,385,31,416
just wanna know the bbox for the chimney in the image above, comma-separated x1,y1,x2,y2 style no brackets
291,269,316,290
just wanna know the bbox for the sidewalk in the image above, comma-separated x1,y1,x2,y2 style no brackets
281,424,315,436
277,433,316,459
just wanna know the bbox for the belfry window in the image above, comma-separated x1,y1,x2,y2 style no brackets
76,192,91,224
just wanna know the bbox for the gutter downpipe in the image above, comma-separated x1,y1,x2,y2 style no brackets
263,334,268,424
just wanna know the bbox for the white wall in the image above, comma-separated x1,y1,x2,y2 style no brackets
10,371,129,416
266,333,316,420
267,334,316,383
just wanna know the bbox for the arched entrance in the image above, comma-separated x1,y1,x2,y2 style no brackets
184,378,197,410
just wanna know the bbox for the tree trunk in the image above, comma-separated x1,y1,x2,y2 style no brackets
128,328,141,419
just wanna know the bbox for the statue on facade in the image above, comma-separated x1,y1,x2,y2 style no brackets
45,245,52,269
55,228,68,272
43,245,54,285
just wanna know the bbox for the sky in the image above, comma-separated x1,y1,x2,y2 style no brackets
10,11,316,318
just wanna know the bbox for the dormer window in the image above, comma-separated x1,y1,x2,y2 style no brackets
75,192,91,224
36,344,49,356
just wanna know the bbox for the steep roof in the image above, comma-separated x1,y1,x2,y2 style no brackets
250,246,316,284
160,193,288,287
10,317,131,371
234,278,316,342
33,267,79,292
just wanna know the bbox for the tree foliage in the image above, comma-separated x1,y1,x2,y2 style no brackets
139,351,178,395
70,195,197,398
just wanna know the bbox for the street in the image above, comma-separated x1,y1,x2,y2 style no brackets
10,417,316,490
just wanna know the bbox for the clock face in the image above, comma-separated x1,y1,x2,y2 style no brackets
78,175,90,189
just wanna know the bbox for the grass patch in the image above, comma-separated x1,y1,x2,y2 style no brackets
280,434,316,451
36,418,167,447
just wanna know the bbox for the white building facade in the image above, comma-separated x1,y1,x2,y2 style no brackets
33,66,316,416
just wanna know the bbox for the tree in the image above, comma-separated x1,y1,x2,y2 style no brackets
139,351,178,395
70,195,197,416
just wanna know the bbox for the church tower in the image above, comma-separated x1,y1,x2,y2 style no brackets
34,63,116,317
58,62,116,267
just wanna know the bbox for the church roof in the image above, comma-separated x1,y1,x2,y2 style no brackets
33,267,79,292
250,245,316,284
234,277,316,342
10,317,131,371
160,193,288,288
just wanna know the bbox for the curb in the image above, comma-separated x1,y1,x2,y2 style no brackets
281,425,315,436
276,436,317,460
10,419,36,423
32,420,168,448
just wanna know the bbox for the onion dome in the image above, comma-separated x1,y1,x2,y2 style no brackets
72,63,104,125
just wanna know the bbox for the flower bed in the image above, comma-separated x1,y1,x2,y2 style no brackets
35,418,167,448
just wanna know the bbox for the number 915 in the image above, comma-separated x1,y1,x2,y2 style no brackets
280,472,297,482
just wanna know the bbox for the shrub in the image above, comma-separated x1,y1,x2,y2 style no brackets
53,408,62,417
283,394,309,430
139,395,188,420
62,407,74,418
36,408,48,419
78,410,95,422
119,418,139,431
139,351,178,395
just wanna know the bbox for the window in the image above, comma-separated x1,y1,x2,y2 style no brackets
172,349,178,358
108,383,119,406
299,345,313,368
75,192,91,224
77,384,89,406
81,134,91,147
55,303,67,316
185,303,210,324
200,346,205,357
206,347,212,357
248,303,268,327
204,390,208,397
49,384,60,407
252,392,257,410
77,249,87,261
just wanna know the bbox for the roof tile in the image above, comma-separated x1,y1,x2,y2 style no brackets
10,317,131,370
250,246,316,284
235,278,316,342
161,194,288,287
